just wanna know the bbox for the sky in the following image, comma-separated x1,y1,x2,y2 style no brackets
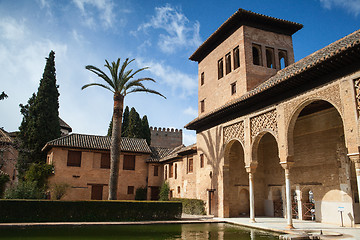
1,0,360,146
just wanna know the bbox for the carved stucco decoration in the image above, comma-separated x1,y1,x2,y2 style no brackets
250,110,278,139
223,121,244,144
354,78,360,116
283,83,343,127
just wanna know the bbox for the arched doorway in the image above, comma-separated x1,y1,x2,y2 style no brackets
289,100,359,225
253,132,284,216
224,140,248,217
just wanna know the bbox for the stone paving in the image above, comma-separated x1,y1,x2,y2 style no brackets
216,217,360,240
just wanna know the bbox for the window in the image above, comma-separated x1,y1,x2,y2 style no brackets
218,58,224,79
279,50,288,69
231,82,236,95
164,165,167,180
123,155,135,170
169,163,173,178
188,157,193,173
266,47,275,69
154,165,159,176
252,44,262,66
101,153,110,169
200,100,205,113
91,185,103,200
170,190,173,199
177,186,181,194
233,46,240,69
225,53,231,74
175,163,177,179
200,72,204,86
127,186,134,194
200,154,204,168
67,150,81,167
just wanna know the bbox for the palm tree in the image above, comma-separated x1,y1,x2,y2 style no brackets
82,58,165,200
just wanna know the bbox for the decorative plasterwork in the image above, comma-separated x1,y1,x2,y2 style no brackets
250,110,278,139
354,78,360,116
284,83,342,126
223,121,244,144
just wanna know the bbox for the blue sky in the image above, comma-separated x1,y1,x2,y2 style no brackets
1,0,359,146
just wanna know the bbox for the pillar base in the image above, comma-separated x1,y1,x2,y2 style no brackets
249,219,256,223
286,224,294,229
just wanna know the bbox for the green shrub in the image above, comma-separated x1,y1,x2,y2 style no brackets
135,186,147,200
24,163,53,188
50,183,70,200
0,173,10,198
173,198,206,215
4,181,45,199
0,200,182,223
159,181,170,201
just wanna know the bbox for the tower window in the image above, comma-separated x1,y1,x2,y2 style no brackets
266,47,275,69
200,100,205,113
200,72,204,86
200,154,204,168
218,58,224,79
231,82,236,95
225,53,231,74
279,50,288,69
252,44,262,66
233,46,240,69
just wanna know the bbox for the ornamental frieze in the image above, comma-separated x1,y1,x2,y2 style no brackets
250,110,278,139
354,78,360,116
223,121,244,144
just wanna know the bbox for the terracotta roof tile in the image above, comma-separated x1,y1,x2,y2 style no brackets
42,133,151,154
0,128,13,144
148,146,177,163
160,144,197,162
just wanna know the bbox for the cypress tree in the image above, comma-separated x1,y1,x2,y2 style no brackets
107,118,113,137
127,107,141,138
17,51,60,176
121,106,130,137
141,115,151,145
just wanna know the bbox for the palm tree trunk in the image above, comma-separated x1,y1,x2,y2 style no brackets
108,93,124,200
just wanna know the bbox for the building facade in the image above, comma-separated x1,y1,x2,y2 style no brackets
184,9,360,227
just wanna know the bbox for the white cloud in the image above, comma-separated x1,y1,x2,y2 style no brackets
183,106,197,118
136,58,197,98
0,17,26,41
136,4,202,54
72,0,115,28
320,0,360,16
183,131,196,146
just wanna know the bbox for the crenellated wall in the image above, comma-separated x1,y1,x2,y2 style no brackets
150,127,183,148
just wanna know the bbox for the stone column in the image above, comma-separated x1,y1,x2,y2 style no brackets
281,162,294,229
348,153,360,207
246,163,257,223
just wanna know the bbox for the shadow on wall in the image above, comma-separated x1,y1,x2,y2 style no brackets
198,126,224,215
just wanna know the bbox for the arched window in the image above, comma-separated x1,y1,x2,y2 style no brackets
225,53,231,74
218,58,224,79
252,44,262,66
233,46,240,69
279,50,288,69
266,47,275,69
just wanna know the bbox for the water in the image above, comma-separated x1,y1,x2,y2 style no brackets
0,223,279,240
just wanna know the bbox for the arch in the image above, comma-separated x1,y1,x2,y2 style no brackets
224,139,245,166
278,50,288,69
252,44,262,66
286,98,344,156
224,139,248,217
251,130,279,163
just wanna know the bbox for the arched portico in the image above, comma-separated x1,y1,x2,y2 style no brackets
286,99,360,225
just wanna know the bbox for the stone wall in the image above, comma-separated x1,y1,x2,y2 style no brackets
150,127,182,148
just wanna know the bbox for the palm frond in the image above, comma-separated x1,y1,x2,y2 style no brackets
127,67,149,80
85,65,115,90
127,87,166,99
81,83,115,93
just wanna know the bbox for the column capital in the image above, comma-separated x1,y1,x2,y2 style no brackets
245,162,258,173
280,155,294,170
348,152,360,163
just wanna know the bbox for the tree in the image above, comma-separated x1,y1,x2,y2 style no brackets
127,107,142,138
82,58,165,200
17,51,60,176
159,181,170,201
121,106,130,137
107,118,113,137
141,115,151,145
0,91,8,100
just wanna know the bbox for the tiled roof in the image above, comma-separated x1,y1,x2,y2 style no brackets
160,144,197,162
186,29,360,130
148,146,177,163
42,133,152,154
0,128,13,144
59,118,72,132
190,8,303,62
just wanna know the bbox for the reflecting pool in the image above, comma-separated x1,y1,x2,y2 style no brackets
0,223,279,239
